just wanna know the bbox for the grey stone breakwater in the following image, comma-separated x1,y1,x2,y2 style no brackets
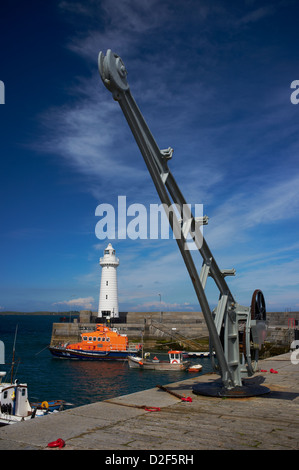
50,310,299,350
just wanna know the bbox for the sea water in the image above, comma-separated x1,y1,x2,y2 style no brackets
0,315,212,407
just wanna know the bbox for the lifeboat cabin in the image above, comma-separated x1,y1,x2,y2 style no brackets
66,324,129,352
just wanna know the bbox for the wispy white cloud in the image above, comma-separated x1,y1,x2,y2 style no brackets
43,0,292,206
59,0,173,62
238,5,276,25
53,296,95,309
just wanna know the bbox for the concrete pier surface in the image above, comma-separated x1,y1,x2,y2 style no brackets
0,352,298,451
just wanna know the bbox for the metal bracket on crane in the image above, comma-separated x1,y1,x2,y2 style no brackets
98,50,269,397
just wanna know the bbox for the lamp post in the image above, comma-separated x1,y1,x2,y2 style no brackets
158,293,162,323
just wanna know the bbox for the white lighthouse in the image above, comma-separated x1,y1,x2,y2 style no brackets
98,243,119,319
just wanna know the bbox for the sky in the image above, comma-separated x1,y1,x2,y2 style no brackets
0,0,299,313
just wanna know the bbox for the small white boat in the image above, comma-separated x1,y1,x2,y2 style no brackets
128,350,190,371
186,351,214,358
0,372,35,425
0,371,66,425
0,327,65,425
188,364,203,372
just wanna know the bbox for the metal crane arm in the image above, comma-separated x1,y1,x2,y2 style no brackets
98,50,267,394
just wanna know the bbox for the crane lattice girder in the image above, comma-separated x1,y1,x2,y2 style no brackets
98,49,267,393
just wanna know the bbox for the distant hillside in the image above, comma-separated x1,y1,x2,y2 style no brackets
0,311,80,315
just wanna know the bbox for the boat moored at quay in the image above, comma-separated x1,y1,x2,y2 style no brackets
0,372,33,425
0,372,65,425
128,350,192,371
49,323,141,360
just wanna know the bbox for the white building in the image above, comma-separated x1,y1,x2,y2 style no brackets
98,243,119,318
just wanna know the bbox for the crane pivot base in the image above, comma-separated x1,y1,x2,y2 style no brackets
193,379,270,398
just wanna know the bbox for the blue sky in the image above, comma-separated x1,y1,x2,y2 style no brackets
0,0,299,313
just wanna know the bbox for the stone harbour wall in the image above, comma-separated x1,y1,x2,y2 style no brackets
49,310,299,350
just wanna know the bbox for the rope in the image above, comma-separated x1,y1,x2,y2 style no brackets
104,399,160,412
156,384,192,402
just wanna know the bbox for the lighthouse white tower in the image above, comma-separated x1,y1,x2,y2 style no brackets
98,243,119,319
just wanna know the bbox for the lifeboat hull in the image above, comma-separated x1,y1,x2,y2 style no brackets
48,346,139,360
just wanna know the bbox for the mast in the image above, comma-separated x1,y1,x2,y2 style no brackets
10,324,18,384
